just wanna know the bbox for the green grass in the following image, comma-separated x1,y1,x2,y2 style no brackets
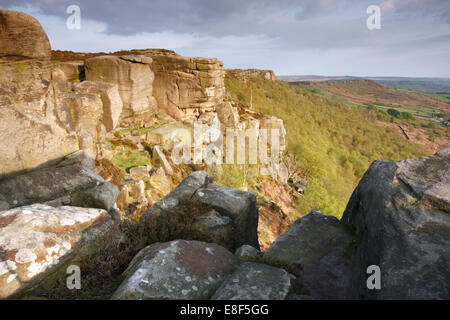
226,77,428,219
397,89,450,104
111,145,152,172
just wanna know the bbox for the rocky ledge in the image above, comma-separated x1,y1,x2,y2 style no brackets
0,149,447,299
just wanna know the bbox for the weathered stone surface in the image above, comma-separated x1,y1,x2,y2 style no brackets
111,240,238,300
192,184,260,250
342,149,450,300
57,62,84,82
0,204,116,299
129,166,151,182
85,55,157,128
0,59,79,177
67,92,104,159
264,209,353,299
150,54,225,121
73,80,123,131
0,10,51,61
211,262,293,300
149,167,171,195
144,123,192,151
140,171,211,223
234,245,262,263
192,210,234,250
152,145,174,175
95,158,125,186
216,102,239,127
116,180,148,215
0,151,119,211
228,69,277,82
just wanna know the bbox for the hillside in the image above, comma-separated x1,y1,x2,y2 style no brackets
225,75,428,218
290,80,448,112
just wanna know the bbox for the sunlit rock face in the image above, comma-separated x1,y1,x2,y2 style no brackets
0,204,116,299
149,52,226,122
84,55,158,128
0,10,51,61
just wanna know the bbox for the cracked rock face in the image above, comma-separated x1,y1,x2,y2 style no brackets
150,54,225,121
85,55,157,128
111,240,238,300
211,262,294,300
192,184,260,251
0,204,116,299
342,148,450,299
263,209,354,299
0,151,119,212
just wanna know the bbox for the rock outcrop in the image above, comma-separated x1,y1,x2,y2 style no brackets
0,151,119,211
140,171,259,252
0,204,117,299
85,55,158,128
264,209,354,299
211,262,294,300
227,69,278,82
112,240,238,300
150,53,226,121
342,149,450,300
0,10,51,61
192,184,260,250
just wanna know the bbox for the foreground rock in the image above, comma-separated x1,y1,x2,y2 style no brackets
112,240,238,300
0,204,117,299
211,262,294,300
0,151,119,211
140,172,259,251
234,245,263,263
342,149,450,299
264,209,353,299
192,184,260,250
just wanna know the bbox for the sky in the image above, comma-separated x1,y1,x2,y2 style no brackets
1,0,449,77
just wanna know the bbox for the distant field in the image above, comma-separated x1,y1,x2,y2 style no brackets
396,89,450,105
375,104,440,119
289,80,448,113
279,75,450,94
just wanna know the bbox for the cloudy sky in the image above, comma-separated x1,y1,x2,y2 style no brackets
1,0,449,77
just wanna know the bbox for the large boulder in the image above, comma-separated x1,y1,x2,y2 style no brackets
140,172,259,252
85,55,157,128
0,151,119,211
150,53,225,121
341,149,450,299
0,204,117,299
0,10,51,61
263,209,354,299
211,262,294,300
73,80,123,131
0,58,79,177
140,171,211,222
234,245,263,263
111,240,238,300
192,184,260,250
191,209,234,250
